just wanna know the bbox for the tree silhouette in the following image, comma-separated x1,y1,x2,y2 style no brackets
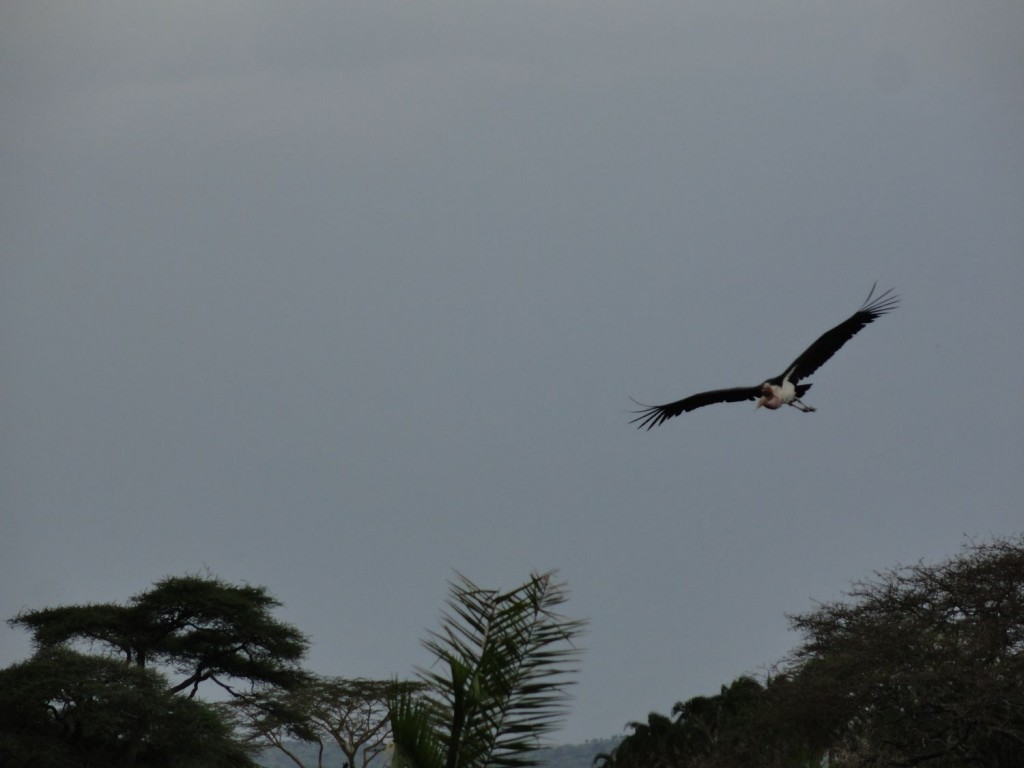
782,536,1024,767
4,573,309,766
233,676,423,768
10,573,309,699
596,536,1024,768
0,647,256,767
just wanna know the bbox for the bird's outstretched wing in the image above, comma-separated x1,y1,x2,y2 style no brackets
784,283,899,384
630,386,762,430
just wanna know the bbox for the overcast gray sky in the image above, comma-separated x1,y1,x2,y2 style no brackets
2,1,1022,744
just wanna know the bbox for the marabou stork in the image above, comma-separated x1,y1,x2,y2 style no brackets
630,284,899,430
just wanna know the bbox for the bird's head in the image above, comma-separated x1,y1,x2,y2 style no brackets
756,382,771,409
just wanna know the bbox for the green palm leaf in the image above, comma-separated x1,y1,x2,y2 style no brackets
390,571,586,768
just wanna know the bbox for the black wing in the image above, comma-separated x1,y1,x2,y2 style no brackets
784,284,899,384
630,386,762,430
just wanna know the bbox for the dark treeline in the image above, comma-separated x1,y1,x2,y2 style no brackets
595,536,1024,768
2,538,1021,768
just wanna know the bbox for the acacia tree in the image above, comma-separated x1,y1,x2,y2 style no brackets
4,574,308,766
389,571,586,768
10,573,309,699
780,536,1024,767
233,676,423,768
597,536,1024,768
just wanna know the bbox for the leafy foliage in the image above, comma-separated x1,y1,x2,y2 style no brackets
0,647,256,767
781,536,1024,767
234,676,424,768
390,571,586,768
598,536,1024,768
3,573,309,767
10,573,309,698
594,676,822,768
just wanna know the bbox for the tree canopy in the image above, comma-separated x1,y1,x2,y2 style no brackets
598,536,1024,768
233,676,424,768
0,647,256,768
3,573,309,767
781,536,1024,767
594,676,822,768
10,573,309,698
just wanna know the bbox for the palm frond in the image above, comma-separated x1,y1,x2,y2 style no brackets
391,571,586,768
389,686,447,768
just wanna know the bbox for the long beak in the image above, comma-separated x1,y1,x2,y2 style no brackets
755,397,765,409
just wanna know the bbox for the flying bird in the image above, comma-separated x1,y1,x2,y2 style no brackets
630,284,899,430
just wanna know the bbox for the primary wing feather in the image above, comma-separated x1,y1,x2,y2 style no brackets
784,284,899,383
630,386,761,430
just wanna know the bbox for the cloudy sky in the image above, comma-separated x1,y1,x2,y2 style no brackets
2,1,1022,744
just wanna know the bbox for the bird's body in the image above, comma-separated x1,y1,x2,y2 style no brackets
757,379,804,411
630,284,898,430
